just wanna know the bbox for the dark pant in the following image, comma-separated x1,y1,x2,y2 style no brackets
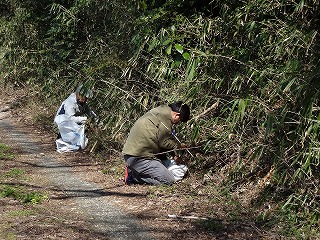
124,155,175,185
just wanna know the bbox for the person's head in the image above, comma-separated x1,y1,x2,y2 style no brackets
168,101,190,124
75,85,92,104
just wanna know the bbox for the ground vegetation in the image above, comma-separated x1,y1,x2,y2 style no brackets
0,0,319,238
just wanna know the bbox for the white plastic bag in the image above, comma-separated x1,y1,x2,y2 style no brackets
55,138,80,153
162,159,188,181
55,120,88,153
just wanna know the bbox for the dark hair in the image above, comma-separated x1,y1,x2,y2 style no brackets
168,101,190,122
76,85,93,98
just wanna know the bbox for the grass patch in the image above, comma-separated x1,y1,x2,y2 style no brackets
275,207,319,239
0,185,48,204
1,232,16,240
8,209,34,217
0,143,48,205
4,168,25,178
0,143,14,159
101,157,124,178
146,184,179,199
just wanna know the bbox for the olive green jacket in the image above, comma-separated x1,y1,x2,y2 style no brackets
122,105,179,157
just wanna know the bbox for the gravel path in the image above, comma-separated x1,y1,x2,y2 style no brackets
0,116,152,240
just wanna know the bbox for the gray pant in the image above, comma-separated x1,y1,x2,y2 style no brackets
125,155,175,185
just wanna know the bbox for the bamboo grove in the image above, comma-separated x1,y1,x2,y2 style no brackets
0,0,319,236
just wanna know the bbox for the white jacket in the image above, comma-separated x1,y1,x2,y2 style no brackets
54,93,96,125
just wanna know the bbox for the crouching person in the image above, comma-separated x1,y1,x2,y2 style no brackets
54,85,97,153
122,101,190,185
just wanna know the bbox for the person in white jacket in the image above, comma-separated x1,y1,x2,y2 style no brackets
54,85,97,152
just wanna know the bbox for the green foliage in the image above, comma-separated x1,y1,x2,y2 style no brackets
0,143,14,160
258,204,320,238
0,185,47,204
0,0,319,237
8,209,34,217
4,168,25,178
0,166,47,204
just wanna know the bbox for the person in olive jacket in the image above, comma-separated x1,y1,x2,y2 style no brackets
122,101,190,185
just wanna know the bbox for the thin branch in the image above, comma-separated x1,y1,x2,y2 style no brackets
193,100,219,121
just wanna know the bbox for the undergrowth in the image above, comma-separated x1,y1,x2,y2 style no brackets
0,0,319,238
0,143,48,204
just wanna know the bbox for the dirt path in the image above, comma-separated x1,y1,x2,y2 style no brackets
0,114,151,239
0,98,216,240
0,87,269,240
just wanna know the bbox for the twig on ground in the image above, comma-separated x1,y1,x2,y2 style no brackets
90,140,98,153
168,214,209,220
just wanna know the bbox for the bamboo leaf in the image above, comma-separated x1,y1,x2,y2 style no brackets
238,99,246,120
249,21,255,31
283,78,296,93
162,39,172,46
187,61,196,80
148,38,158,52
166,44,172,55
174,44,184,54
182,52,190,60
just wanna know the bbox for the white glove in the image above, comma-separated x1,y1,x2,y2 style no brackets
75,116,87,124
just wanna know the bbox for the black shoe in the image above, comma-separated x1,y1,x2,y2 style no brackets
124,166,135,185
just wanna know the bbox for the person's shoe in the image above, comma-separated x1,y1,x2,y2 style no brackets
124,166,135,185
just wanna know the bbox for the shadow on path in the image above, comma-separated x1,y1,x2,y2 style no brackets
0,118,152,240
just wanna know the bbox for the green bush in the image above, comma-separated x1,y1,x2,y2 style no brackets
0,0,319,236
